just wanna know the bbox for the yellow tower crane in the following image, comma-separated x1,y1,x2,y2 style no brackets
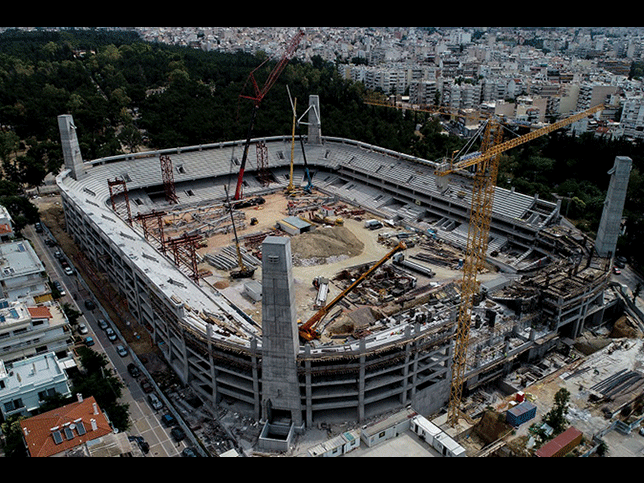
437,103,605,427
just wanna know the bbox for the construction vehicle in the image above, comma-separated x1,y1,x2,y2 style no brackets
312,277,329,308
224,186,255,279
234,29,304,201
434,103,605,427
299,241,407,342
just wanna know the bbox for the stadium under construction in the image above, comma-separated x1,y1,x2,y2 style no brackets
55,95,633,450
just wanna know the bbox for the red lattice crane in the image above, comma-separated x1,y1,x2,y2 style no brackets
233,29,305,200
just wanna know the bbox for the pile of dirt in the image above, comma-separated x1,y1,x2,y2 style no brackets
291,226,364,266
472,410,514,445
610,315,643,339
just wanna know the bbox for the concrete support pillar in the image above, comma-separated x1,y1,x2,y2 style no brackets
308,95,322,144
251,338,260,420
358,337,366,422
260,237,302,427
304,345,313,428
595,156,632,258
57,114,86,181
206,324,220,409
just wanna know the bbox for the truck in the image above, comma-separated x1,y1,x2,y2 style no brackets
364,219,383,230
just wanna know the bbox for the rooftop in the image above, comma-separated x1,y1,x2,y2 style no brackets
21,395,113,457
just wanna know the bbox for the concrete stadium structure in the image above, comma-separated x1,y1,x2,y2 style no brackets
55,97,623,434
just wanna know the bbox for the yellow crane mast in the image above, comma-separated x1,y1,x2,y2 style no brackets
437,103,605,427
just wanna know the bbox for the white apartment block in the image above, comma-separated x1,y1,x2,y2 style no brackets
0,240,49,303
0,302,73,365
620,95,644,140
0,352,72,418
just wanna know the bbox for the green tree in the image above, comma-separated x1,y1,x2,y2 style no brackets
543,387,570,435
0,415,28,457
73,347,130,432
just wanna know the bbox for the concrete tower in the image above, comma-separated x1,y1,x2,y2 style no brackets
57,114,86,181
260,236,302,428
595,156,632,258
307,95,322,144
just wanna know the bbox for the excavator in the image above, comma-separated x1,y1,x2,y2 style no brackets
298,241,407,342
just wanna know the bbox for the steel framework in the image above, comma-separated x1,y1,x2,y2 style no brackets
108,178,132,226
160,154,179,204
135,210,167,253
256,141,270,187
163,233,202,284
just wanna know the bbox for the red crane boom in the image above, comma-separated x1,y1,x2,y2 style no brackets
234,29,305,200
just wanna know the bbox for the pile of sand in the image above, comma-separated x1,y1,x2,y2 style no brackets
291,226,364,266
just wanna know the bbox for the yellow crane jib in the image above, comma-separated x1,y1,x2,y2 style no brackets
298,241,407,342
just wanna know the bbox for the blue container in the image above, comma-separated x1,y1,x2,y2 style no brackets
506,401,537,427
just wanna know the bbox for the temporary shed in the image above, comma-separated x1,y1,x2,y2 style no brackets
410,414,442,446
535,426,583,457
307,430,360,457
360,409,414,448
277,216,312,236
506,401,537,427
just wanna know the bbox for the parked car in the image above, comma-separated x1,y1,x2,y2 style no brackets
161,413,176,427
613,266,621,275
128,435,149,454
53,280,66,296
127,363,140,378
64,266,74,276
84,300,96,310
615,256,627,268
84,336,95,347
106,327,117,342
98,319,108,330
170,427,186,442
140,378,154,393
147,393,164,411
116,345,128,357
181,447,198,457
77,323,89,335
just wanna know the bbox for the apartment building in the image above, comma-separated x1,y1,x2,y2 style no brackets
620,95,644,140
0,352,72,419
0,302,73,365
0,240,49,303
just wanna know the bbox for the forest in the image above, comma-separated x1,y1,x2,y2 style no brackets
0,28,643,270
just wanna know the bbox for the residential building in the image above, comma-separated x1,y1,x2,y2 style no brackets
0,301,73,365
21,395,116,457
0,352,72,419
0,205,14,242
0,240,50,303
620,95,644,140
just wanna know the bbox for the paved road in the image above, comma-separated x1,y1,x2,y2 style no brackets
26,224,187,457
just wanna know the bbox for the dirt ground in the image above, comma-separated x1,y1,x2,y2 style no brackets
37,188,473,344
191,190,475,337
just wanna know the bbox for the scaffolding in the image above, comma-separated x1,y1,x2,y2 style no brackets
256,141,271,187
135,210,167,254
160,154,179,204
163,233,202,284
108,178,132,226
